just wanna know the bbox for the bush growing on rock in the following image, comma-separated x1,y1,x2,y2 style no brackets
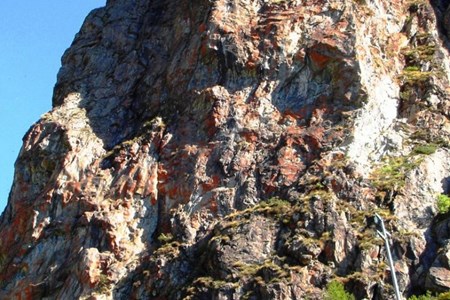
413,143,438,155
437,194,450,214
408,291,450,299
324,280,355,300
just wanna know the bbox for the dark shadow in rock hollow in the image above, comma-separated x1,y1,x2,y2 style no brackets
408,176,450,294
430,0,450,50
441,176,450,194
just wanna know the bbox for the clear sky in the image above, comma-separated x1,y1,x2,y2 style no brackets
0,1,106,213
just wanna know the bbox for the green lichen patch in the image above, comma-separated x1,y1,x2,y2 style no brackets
155,240,182,257
232,258,291,283
223,197,292,223
412,143,439,155
370,156,422,192
401,69,433,84
404,44,436,64
157,232,174,244
96,273,112,294
191,276,233,290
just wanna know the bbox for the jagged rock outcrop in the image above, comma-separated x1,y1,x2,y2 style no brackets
1,0,450,299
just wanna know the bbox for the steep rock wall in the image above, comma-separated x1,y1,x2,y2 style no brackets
1,0,450,299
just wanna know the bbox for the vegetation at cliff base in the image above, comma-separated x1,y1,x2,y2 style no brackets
412,143,438,155
324,280,355,300
408,291,450,299
371,156,420,192
437,194,450,214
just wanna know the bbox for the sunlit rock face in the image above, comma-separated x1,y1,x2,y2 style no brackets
1,0,450,299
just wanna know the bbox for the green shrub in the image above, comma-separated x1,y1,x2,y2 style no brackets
404,66,421,72
409,291,435,300
324,280,355,300
371,156,420,192
409,291,450,300
437,194,450,214
413,144,438,155
97,273,110,293
157,233,174,243
437,291,450,300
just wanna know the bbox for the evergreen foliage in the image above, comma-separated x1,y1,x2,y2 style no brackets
324,281,355,300
437,194,450,214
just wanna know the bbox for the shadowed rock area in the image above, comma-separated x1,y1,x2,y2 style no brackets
1,0,450,299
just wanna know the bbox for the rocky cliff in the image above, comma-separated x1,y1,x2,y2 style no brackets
1,0,450,299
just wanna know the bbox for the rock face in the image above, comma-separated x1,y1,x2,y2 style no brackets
1,0,450,298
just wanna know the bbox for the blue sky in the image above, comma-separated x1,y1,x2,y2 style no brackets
0,1,106,213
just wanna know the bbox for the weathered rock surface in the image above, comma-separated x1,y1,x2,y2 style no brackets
1,0,450,299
